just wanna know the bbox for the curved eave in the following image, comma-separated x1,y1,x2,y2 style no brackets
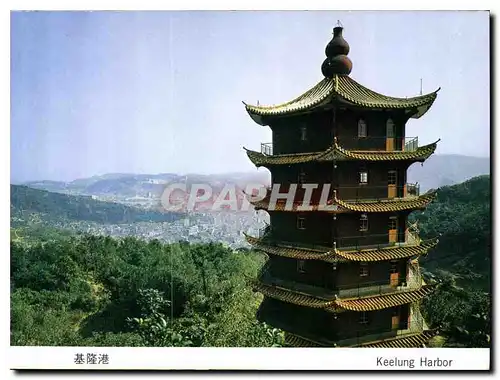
335,285,436,312
334,190,437,213
244,146,334,168
285,333,326,347
249,191,436,213
333,238,439,262
244,233,439,262
335,140,440,163
244,140,439,168
243,76,440,125
354,329,440,348
252,280,436,312
286,329,440,348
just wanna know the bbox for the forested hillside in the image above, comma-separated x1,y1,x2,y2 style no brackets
11,185,183,225
10,176,491,347
11,236,282,347
413,175,490,290
413,175,491,348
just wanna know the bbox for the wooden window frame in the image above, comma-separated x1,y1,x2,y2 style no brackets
300,126,307,141
359,262,369,277
386,118,395,138
389,260,399,274
388,170,397,185
297,260,306,274
298,170,306,185
360,214,369,232
359,171,368,185
389,216,398,231
358,119,367,138
359,311,369,324
297,215,306,230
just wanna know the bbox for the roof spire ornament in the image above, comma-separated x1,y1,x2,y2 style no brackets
321,23,352,78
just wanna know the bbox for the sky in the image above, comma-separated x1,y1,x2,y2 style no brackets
10,11,490,183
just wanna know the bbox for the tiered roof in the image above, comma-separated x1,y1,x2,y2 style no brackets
249,190,437,213
251,280,436,312
245,233,438,262
245,140,439,167
244,75,440,126
284,329,440,348
356,329,439,348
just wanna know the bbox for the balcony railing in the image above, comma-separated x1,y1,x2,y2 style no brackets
337,136,419,152
256,226,420,251
336,183,420,201
335,231,411,250
406,183,420,197
334,314,425,347
337,264,422,299
259,262,422,301
260,137,419,156
261,142,273,156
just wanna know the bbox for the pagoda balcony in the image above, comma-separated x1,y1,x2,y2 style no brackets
257,225,421,251
337,136,419,152
335,229,420,251
261,142,273,156
336,183,420,201
264,307,427,348
258,261,422,300
334,306,426,347
336,262,422,299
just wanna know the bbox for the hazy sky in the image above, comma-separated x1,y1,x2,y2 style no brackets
11,11,490,183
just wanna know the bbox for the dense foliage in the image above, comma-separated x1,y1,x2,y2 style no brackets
11,235,283,347
10,176,491,348
11,185,182,225
414,175,490,290
413,175,491,347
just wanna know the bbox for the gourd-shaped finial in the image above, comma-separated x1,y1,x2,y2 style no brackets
321,22,352,77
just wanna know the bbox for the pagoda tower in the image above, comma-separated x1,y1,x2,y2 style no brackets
243,25,441,347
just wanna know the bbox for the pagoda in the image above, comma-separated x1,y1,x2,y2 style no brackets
243,25,441,347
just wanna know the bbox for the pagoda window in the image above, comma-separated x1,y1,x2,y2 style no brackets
386,118,395,138
360,214,369,231
298,169,306,184
358,119,367,138
300,126,307,141
297,215,306,230
297,260,306,274
388,170,397,185
359,262,369,277
359,171,368,184
359,311,369,324
389,260,398,274
388,217,398,231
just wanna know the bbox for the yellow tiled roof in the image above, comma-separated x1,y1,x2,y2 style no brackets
335,285,435,312
244,75,439,125
250,190,436,213
355,329,439,348
333,190,437,213
285,330,439,348
244,140,438,167
334,140,439,162
252,280,436,312
244,233,438,262
284,333,325,347
333,239,439,262
252,280,333,309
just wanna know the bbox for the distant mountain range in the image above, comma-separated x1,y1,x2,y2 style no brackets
16,154,489,200
11,185,184,225
407,154,490,191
